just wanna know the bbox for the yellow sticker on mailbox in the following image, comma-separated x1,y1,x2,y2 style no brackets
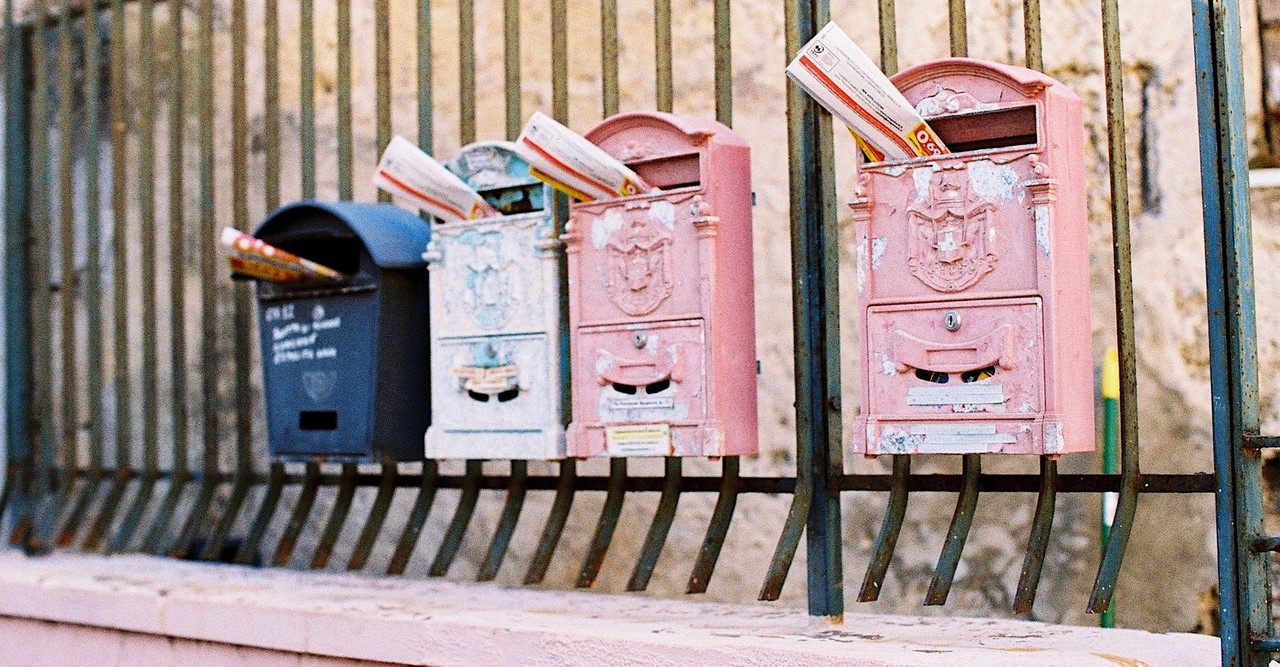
605,424,673,457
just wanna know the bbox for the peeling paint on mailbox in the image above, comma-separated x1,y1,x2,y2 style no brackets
850,59,1094,456
564,112,758,458
424,142,566,460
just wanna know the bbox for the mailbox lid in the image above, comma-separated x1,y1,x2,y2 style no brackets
431,333,555,431
255,200,432,271
575,318,708,425
865,297,1045,417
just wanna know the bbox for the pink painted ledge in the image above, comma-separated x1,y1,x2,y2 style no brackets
0,551,1217,666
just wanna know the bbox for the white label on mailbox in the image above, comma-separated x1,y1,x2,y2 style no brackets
610,397,676,410
907,384,1005,406
606,424,673,457
909,424,1016,453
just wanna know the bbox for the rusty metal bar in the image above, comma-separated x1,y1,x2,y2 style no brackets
347,460,398,571
300,0,315,198
1014,457,1058,612
141,0,189,554
375,0,389,201
655,0,672,113
949,0,967,57
687,456,739,593
458,0,475,145
272,461,321,566
387,460,439,575
713,0,731,124
1088,0,1142,614
859,455,910,601
878,0,897,72
59,0,106,548
337,0,352,200
429,459,483,577
524,460,576,584
235,461,284,564
504,0,520,139
627,457,682,591
82,0,129,553
264,0,280,209
310,463,358,569
576,458,627,588
925,455,981,605
601,0,618,117
114,0,160,553
477,460,528,581
1023,0,1042,71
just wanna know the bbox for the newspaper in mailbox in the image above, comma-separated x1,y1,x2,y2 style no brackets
373,136,499,221
515,111,655,201
221,227,345,284
786,22,948,161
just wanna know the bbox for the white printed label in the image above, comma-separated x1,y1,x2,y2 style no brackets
609,397,675,410
605,424,673,457
909,424,1016,453
907,384,1005,406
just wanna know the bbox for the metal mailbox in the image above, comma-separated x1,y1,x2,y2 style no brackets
563,111,758,458
254,200,432,462
424,141,566,459
850,58,1094,456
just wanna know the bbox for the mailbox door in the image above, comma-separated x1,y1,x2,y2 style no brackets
260,292,376,459
431,213,552,339
865,297,1045,418
570,190,708,326
859,151,1052,304
431,333,553,431
575,318,707,426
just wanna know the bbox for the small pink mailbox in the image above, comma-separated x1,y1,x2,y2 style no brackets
851,58,1093,456
563,112,757,458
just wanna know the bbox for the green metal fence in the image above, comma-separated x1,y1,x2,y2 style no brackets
0,0,1271,664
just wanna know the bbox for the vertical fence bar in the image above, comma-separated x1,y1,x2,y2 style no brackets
60,0,105,547
376,0,390,201
859,455,909,600
925,455,980,605
336,0,352,200
2,0,32,538
654,0,672,113
1087,0,1142,615
18,0,55,554
141,0,187,553
272,461,319,566
310,463,357,569
601,0,618,117
202,0,253,559
1023,0,1042,71
300,0,315,198
348,456,397,571
1193,0,1270,662
458,0,475,145
44,0,78,546
83,0,129,553
504,0,520,138
761,0,842,618
113,0,158,552
1014,456,1058,612
627,457,681,591
948,0,967,58
236,0,284,563
171,0,219,556
878,0,897,71
429,459,482,576
577,458,626,588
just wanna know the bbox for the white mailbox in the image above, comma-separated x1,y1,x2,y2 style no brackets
424,141,566,459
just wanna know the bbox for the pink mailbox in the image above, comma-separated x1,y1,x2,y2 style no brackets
850,58,1093,456
563,111,757,457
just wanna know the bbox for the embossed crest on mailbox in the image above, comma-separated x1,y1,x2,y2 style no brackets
850,58,1094,456
424,141,566,459
563,112,758,458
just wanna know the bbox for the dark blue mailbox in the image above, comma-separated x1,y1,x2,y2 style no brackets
254,200,432,462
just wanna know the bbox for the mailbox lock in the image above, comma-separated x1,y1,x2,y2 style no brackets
633,332,647,349
943,310,962,332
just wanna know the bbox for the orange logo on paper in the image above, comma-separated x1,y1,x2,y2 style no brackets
907,122,946,157
619,178,642,196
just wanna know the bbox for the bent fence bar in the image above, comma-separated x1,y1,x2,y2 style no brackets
0,0,1270,664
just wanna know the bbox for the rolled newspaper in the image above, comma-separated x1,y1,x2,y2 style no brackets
515,111,655,201
373,136,499,221
221,227,345,284
786,22,948,161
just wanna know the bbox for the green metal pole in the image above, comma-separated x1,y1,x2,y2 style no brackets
1101,347,1119,628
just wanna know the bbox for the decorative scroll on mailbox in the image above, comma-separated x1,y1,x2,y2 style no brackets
851,58,1094,456
424,142,566,460
564,112,758,458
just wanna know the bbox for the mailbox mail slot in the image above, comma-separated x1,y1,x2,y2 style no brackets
255,200,431,462
424,141,566,460
564,111,758,458
850,58,1093,456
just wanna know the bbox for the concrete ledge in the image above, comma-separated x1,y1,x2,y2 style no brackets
0,551,1218,666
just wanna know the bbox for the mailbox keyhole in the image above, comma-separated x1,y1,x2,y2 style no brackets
961,366,997,383
915,369,950,384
